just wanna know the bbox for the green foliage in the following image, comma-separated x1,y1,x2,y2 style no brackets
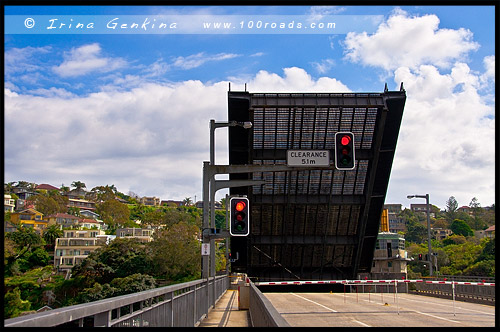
72,238,151,285
4,287,31,318
78,273,157,302
4,266,57,316
404,218,427,243
43,224,64,245
215,210,227,229
442,234,466,246
450,219,474,237
96,199,131,227
27,247,50,267
5,227,46,272
148,221,201,281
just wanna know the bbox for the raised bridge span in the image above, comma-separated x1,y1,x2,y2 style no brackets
228,86,407,281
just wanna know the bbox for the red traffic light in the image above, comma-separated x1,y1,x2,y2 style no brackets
335,132,355,170
340,135,351,146
235,201,246,212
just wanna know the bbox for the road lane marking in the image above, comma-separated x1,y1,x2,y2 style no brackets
290,293,372,327
352,320,371,327
413,310,461,324
290,293,337,312
397,296,495,315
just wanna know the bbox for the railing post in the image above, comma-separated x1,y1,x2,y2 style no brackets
93,310,111,327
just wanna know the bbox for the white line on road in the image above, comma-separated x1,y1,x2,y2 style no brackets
290,293,372,327
397,296,495,316
413,310,461,324
352,320,371,327
290,293,337,312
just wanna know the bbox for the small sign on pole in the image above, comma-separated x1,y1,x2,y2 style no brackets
287,150,330,166
202,243,210,256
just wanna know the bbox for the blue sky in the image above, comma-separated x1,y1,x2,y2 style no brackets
4,5,496,209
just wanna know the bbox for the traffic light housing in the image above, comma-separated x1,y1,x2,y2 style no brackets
230,197,249,236
335,132,355,170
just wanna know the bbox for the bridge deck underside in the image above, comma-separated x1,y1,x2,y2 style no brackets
229,91,406,282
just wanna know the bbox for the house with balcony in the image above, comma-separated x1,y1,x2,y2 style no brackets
4,194,16,213
410,203,435,218
54,229,115,273
433,228,452,240
9,208,48,234
116,227,154,243
140,196,160,207
78,218,105,230
44,213,81,228
67,198,96,212
79,209,101,220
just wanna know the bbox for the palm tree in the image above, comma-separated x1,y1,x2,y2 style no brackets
43,225,63,249
60,184,70,193
183,197,193,206
71,181,86,190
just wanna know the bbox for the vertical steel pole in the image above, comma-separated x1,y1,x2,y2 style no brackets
425,194,433,276
202,162,210,314
209,120,216,308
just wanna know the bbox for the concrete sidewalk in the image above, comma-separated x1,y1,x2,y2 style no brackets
198,289,250,327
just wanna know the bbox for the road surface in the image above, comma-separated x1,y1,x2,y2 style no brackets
264,292,495,327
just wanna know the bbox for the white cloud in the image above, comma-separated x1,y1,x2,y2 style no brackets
172,52,240,70
52,43,127,77
343,9,479,71
4,68,350,201
387,61,495,208
4,46,52,75
245,67,350,92
311,59,336,74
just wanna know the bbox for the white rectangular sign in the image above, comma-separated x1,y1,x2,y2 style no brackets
201,243,210,256
287,150,330,166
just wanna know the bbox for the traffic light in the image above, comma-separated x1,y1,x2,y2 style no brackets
335,132,355,170
230,197,249,236
418,254,423,260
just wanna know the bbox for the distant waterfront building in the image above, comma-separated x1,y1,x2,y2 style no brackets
54,229,115,273
367,232,411,280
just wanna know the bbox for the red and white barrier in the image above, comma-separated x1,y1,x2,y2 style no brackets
255,279,495,286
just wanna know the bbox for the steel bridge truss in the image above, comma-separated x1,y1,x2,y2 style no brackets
228,86,406,282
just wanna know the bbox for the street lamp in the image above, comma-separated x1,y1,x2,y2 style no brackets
204,120,252,275
407,194,433,276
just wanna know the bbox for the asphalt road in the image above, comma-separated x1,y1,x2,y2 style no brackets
264,292,495,327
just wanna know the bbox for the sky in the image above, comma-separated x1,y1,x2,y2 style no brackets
3,4,496,210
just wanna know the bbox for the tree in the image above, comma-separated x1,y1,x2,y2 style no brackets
148,221,201,281
469,197,481,216
182,197,193,206
450,219,474,237
96,199,130,228
43,225,63,248
405,219,427,243
4,287,31,318
27,194,67,216
60,184,70,194
6,227,45,261
71,181,86,191
87,185,116,202
445,196,458,222
72,238,152,284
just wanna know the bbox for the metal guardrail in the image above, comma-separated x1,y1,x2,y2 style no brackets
5,275,229,327
411,282,495,305
248,280,290,327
